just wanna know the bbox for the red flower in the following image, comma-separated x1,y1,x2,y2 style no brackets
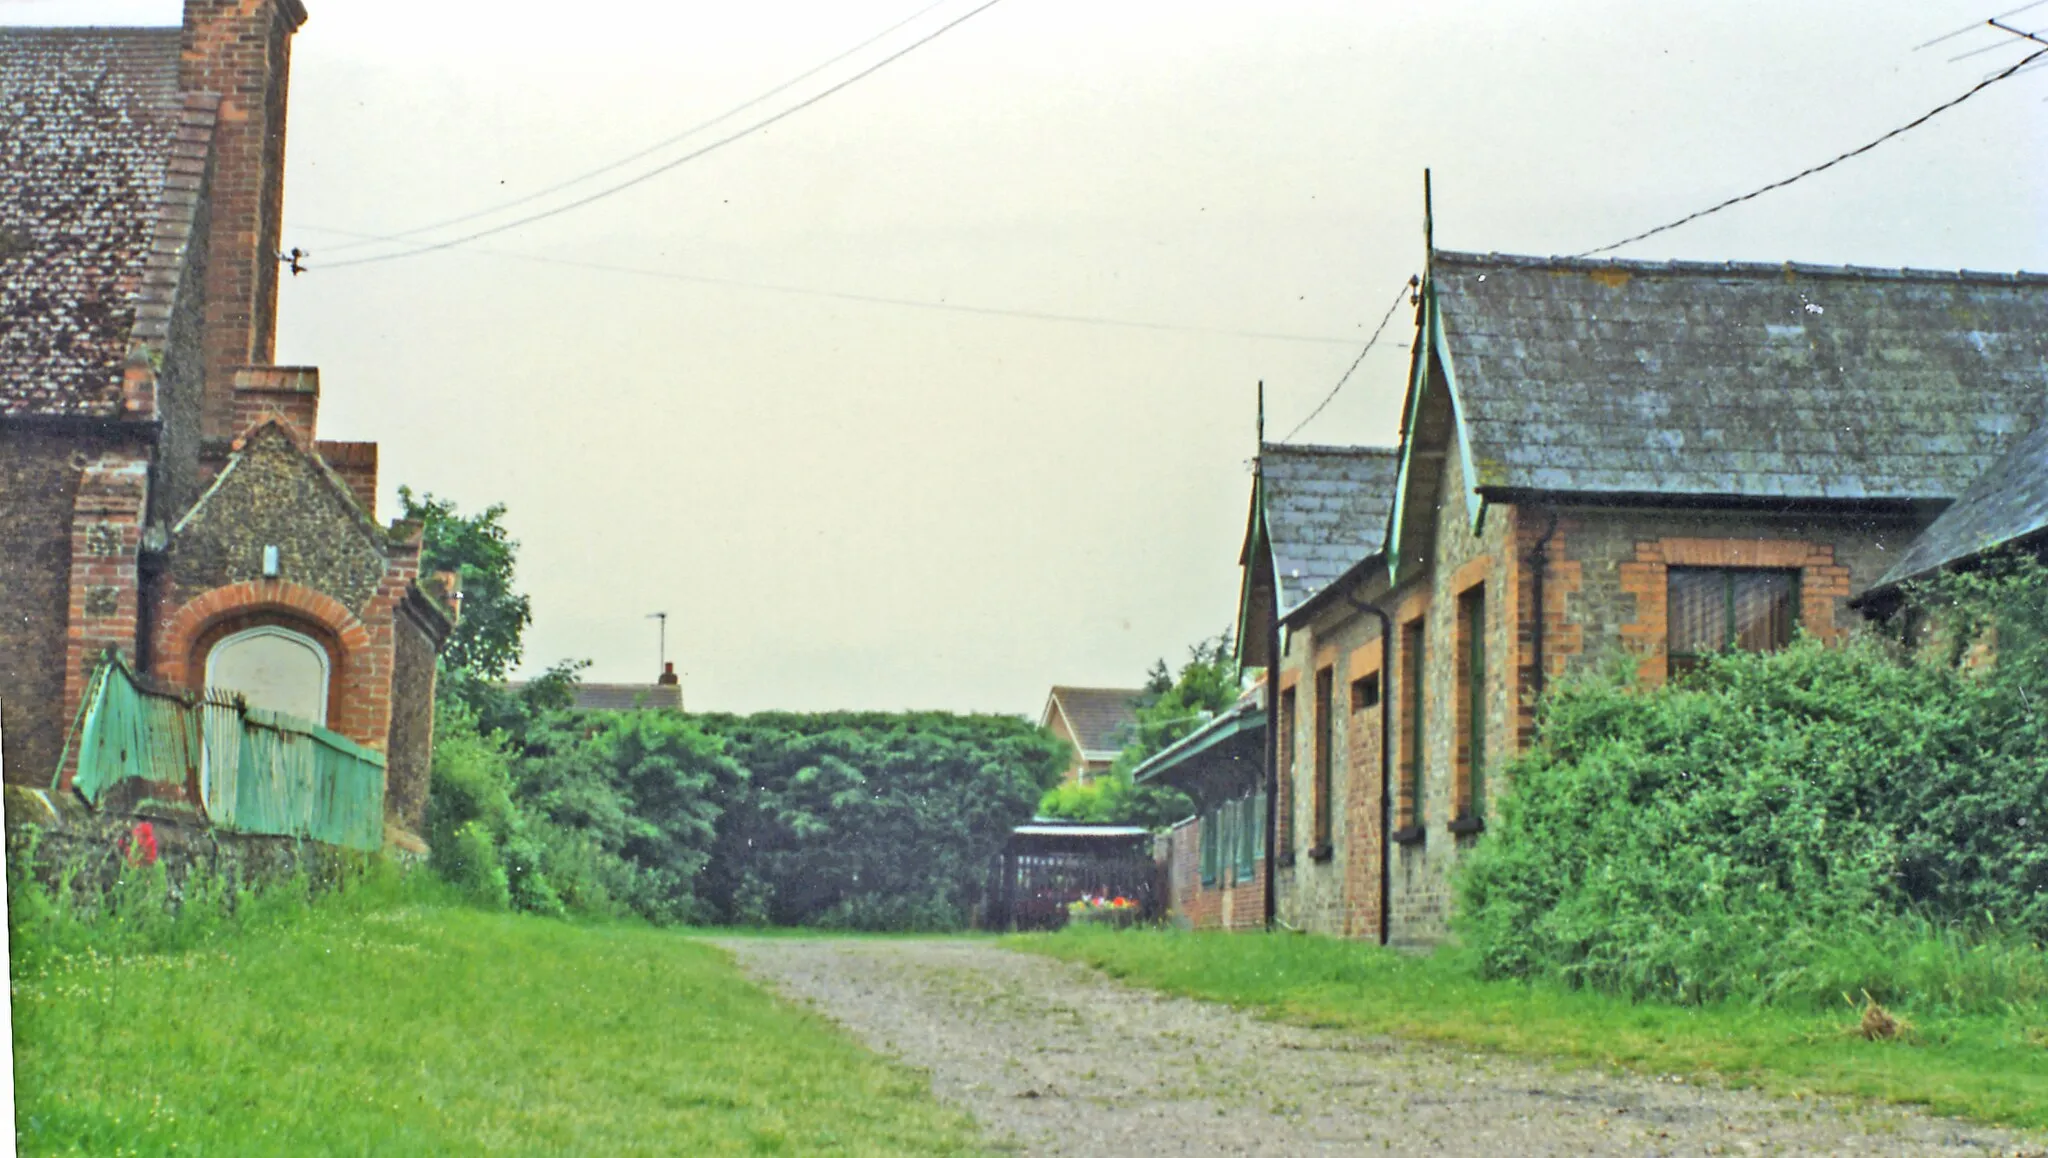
121,821,158,867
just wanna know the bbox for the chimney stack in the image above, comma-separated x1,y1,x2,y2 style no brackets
181,0,310,442
658,662,679,686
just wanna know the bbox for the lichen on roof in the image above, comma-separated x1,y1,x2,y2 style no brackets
1259,443,1400,614
1,28,184,418
1430,250,2048,502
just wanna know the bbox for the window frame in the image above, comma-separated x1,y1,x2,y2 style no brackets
1311,666,1335,858
1394,617,1426,843
1666,566,1800,677
1452,584,1486,832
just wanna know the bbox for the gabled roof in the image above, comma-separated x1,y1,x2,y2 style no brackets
1,28,195,418
1252,443,1401,616
567,683,684,712
1875,418,2048,590
1429,250,2048,502
1042,686,1143,757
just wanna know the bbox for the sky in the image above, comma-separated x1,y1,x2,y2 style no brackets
7,0,2048,716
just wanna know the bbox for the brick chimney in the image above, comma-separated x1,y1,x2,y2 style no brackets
230,366,319,445
658,662,679,686
181,0,310,442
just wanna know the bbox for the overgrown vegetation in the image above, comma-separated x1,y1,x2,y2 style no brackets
407,492,1068,930
1460,557,2048,1011
1036,634,1236,828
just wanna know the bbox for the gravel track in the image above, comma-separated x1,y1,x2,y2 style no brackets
719,937,2046,1157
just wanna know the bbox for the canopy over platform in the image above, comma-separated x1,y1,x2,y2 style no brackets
1130,687,1265,807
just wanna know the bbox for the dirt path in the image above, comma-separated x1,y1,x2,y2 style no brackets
719,937,2044,1157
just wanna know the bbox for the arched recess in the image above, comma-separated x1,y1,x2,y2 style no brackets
203,623,332,726
154,579,379,748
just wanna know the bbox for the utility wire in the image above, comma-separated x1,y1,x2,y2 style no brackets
315,0,956,257
1915,0,2048,50
1577,41,2048,258
1278,279,1414,443
290,223,1365,346
318,0,1009,270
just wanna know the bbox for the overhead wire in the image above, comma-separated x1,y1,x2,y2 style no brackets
289,224,1365,346
1277,278,1415,443
317,0,1010,270
1576,39,2048,258
313,0,957,256
1915,0,2048,49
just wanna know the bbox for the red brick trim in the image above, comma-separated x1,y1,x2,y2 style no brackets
154,579,388,750
1620,536,1845,687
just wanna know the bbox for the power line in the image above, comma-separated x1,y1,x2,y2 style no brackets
318,0,1010,270
1577,41,2048,258
315,0,956,257
290,223,1365,346
1278,278,1415,443
1915,0,2048,50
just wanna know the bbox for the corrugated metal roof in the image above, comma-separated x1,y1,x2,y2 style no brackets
1878,418,2048,588
1432,250,2048,501
1260,443,1400,615
1,28,185,418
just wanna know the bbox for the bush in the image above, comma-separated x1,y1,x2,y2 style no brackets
1459,558,2048,1010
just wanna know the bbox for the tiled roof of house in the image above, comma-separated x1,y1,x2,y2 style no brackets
1877,418,2048,589
1260,443,1401,614
1431,251,2048,501
1,28,190,419
1046,686,1143,756
567,683,683,712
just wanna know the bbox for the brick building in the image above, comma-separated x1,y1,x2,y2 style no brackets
1184,248,2048,945
0,1,452,848
1039,685,1143,784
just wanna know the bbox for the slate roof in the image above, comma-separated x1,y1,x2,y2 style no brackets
1876,418,2048,589
1,28,187,418
1045,686,1143,756
563,683,683,712
1260,443,1401,614
1431,251,2048,501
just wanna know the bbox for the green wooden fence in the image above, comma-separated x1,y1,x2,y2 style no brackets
67,658,385,851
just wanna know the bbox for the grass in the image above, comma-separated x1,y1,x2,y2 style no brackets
14,891,988,1155
1011,925,2048,1130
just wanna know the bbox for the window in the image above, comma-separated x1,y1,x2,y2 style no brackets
1236,795,1259,882
1351,672,1380,712
1398,618,1425,833
1455,585,1486,826
1277,686,1297,857
1312,666,1334,854
1668,568,1797,677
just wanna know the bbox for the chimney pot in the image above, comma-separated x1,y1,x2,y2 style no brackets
658,662,679,686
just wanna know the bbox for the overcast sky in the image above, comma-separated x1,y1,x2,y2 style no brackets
9,0,2048,715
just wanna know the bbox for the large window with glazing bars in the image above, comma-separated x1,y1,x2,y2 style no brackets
1454,584,1486,828
1312,666,1334,856
1397,617,1425,834
1667,568,1798,678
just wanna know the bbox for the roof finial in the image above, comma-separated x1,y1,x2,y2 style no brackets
1256,379,1265,449
1423,167,1434,262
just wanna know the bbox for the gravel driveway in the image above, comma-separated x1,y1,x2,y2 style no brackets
719,937,2045,1157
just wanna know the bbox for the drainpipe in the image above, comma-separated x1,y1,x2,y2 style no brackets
1264,604,1281,932
1529,513,1560,701
1345,590,1394,946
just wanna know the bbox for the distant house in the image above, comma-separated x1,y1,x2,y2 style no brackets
0,1,453,851
1163,248,2048,943
1039,686,1143,784
511,664,685,712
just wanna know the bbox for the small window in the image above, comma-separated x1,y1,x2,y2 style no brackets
1668,568,1797,677
1351,672,1380,712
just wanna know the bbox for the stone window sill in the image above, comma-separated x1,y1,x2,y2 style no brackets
1448,813,1485,835
1391,824,1425,846
1308,843,1334,863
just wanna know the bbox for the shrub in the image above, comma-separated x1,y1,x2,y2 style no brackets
1459,558,2048,1010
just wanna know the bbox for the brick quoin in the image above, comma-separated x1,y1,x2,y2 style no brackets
60,453,153,782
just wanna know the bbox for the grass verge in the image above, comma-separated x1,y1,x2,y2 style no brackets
16,898,987,1155
1010,926,2048,1130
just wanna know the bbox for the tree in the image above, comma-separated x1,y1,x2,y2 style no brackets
400,487,532,680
